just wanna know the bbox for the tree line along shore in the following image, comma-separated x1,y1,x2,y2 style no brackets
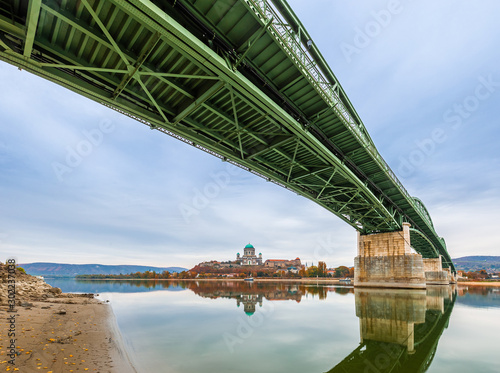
73,265,500,282
76,262,354,280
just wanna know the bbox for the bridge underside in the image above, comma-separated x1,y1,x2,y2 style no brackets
0,0,454,272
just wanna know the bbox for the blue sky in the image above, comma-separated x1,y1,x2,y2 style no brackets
1,0,499,268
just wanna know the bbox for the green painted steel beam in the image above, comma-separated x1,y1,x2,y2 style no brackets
113,32,162,99
0,16,25,39
172,81,226,125
23,0,41,58
38,64,128,73
234,16,273,69
80,0,130,66
409,228,440,258
0,0,454,272
39,4,113,51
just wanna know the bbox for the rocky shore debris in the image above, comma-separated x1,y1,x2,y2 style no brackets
0,262,96,306
0,262,64,304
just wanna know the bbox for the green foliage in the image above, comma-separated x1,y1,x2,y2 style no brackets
317,261,327,277
463,270,490,280
306,266,318,277
334,266,350,278
17,266,26,273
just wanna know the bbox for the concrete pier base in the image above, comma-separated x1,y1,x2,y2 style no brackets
423,256,450,285
354,223,427,289
445,268,457,284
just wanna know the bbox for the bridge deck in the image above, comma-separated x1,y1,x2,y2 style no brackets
0,0,453,270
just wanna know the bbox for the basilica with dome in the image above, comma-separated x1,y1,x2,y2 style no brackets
236,243,263,266
197,243,301,272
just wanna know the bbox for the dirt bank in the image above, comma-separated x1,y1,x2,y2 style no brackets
456,281,500,287
0,262,137,372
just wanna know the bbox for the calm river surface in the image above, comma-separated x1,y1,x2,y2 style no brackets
46,279,500,373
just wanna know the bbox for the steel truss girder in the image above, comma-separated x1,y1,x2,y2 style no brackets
409,228,440,259
24,0,41,58
1,0,431,238
173,81,226,125
234,16,273,69
113,32,162,99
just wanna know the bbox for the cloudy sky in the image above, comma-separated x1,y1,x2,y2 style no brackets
1,0,499,269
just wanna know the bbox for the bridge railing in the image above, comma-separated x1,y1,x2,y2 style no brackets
245,0,437,237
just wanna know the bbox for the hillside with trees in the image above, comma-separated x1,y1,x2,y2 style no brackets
21,262,186,277
452,256,500,272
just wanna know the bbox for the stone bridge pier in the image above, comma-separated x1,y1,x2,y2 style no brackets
445,268,457,284
354,223,427,289
423,256,450,285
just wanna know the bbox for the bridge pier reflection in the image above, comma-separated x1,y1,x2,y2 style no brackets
356,289,426,353
327,286,456,373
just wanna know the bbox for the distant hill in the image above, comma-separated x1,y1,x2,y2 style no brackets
452,256,500,272
19,262,187,277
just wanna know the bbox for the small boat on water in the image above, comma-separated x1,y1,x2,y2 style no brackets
244,277,254,281
339,278,351,284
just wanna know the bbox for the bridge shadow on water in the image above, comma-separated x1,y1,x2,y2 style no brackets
327,286,456,373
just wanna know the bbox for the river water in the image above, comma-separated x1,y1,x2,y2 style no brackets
46,279,500,373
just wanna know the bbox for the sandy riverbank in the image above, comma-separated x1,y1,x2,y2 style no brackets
0,264,137,372
456,281,500,287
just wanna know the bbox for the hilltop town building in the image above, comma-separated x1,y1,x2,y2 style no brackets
236,243,263,266
264,258,301,269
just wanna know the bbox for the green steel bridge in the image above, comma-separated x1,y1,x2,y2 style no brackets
0,0,454,271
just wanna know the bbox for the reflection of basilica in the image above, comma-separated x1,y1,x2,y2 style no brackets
183,281,348,315
237,294,263,316
328,286,456,373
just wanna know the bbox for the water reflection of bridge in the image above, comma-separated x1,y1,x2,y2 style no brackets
327,286,456,373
